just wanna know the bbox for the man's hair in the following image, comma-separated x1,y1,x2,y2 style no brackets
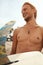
23,2,37,19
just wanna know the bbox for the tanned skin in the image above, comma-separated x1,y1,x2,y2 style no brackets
10,3,43,54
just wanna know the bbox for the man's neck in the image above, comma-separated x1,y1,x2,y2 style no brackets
26,17,37,26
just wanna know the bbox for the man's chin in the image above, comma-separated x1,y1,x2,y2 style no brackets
24,16,31,22
24,17,29,22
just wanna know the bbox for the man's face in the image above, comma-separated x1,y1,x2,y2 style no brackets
22,4,33,21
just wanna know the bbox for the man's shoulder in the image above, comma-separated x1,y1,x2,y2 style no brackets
14,27,22,35
36,25,43,35
35,25,43,29
35,25,43,32
15,27,22,32
37,25,43,31
39,26,43,33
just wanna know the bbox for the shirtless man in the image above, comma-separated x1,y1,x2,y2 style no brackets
10,2,43,54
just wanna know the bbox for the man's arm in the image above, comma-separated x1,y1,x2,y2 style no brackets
10,29,18,54
41,27,43,48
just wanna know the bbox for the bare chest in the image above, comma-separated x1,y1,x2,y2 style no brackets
17,27,42,43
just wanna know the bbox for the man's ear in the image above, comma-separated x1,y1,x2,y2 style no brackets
32,8,35,13
32,8,37,18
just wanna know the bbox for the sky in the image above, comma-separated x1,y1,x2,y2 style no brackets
0,0,43,29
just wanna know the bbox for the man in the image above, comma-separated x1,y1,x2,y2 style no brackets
10,2,43,54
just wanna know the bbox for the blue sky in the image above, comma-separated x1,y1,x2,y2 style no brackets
0,0,43,29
